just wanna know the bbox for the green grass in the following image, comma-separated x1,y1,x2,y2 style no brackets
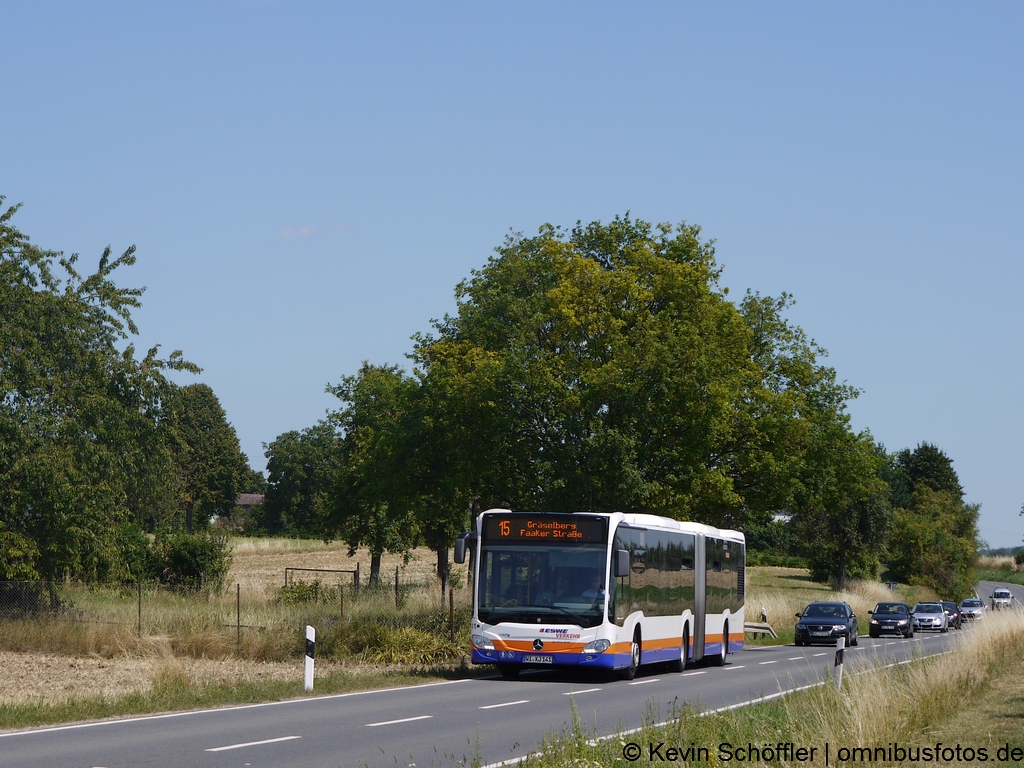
977,568,1024,586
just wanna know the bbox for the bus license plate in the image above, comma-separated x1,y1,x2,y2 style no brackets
523,654,553,664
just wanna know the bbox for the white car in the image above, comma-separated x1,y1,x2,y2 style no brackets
991,588,1013,610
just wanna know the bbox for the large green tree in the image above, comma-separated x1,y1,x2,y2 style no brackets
321,364,421,585
791,422,890,588
883,443,978,598
0,199,196,580
410,216,855,528
260,422,336,535
162,383,250,532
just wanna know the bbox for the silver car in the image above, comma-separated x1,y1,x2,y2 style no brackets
959,597,985,621
991,588,1013,610
912,602,948,633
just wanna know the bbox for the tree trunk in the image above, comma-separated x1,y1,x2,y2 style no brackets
436,546,449,598
186,501,194,533
836,548,847,591
368,552,382,586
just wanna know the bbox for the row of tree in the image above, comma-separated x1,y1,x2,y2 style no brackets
254,215,978,596
2,199,979,597
0,199,261,582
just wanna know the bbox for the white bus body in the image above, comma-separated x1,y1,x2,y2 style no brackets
454,510,745,678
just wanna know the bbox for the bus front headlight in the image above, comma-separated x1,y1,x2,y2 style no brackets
582,639,610,654
472,635,494,650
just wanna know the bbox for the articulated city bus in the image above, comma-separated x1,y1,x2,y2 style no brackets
454,510,745,679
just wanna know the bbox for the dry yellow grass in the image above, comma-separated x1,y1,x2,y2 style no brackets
785,609,1024,751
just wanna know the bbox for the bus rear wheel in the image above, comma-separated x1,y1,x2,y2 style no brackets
712,621,728,666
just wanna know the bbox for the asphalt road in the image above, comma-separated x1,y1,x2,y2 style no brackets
4,587,1018,768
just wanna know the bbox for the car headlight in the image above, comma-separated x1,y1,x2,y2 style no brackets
897,619,907,625
582,639,611,654
796,623,807,631
472,635,494,650
870,619,879,625
832,625,847,631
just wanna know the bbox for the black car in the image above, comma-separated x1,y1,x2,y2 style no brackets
795,601,859,647
867,601,914,638
941,601,964,630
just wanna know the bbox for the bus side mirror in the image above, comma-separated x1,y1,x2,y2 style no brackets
454,532,477,564
613,549,630,579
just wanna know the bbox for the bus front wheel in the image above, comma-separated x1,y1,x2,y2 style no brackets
668,625,689,673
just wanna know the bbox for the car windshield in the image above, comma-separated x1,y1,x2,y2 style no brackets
942,602,957,610
994,590,1011,598
914,604,941,614
803,604,846,618
962,599,982,607
874,603,907,615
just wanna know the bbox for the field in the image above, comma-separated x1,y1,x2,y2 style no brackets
0,538,470,712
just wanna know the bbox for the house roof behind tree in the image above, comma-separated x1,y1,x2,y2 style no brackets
236,493,265,509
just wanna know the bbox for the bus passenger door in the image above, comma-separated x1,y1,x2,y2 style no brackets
693,534,706,661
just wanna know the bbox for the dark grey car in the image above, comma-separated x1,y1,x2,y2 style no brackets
868,601,913,638
795,601,859,647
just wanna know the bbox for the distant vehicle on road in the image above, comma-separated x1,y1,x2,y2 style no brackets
991,587,1013,610
912,602,948,633
867,601,913,638
959,597,985,621
795,601,858,646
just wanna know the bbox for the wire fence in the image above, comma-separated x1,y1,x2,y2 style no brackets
0,574,472,662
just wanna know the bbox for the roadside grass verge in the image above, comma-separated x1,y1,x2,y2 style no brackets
524,611,1024,767
0,662,478,732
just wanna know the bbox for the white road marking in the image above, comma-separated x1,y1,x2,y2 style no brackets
0,679,470,739
682,670,707,676
366,715,433,727
479,700,530,710
562,688,601,696
723,665,745,670
205,736,301,752
813,652,827,657
628,678,660,685
758,660,778,665
788,656,803,661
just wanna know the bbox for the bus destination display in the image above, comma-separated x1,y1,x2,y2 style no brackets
483,514,606,543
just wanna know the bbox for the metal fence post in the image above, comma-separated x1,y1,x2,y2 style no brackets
354,563,360,598
395,565,400,608
339,583,344,620
137,582,142,635
236,583,241,653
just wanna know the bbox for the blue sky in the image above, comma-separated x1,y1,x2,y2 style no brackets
4,3,1022,546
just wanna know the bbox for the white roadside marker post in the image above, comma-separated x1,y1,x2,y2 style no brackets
305,625,315,692
833,635,845,690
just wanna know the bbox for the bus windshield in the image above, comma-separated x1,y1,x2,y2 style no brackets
478,542,607,628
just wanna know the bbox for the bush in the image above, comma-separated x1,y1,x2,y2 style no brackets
147,534,232,592
1015,549,1024,567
